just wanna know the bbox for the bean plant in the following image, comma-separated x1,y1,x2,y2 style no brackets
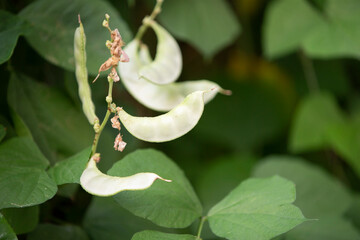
2,0,359,239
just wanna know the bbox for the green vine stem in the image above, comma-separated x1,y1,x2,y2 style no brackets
135,0,164,40
298,50,319,93
196,216,207,240
91,76,114,156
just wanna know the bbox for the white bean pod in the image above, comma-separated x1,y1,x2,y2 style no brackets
119,40,229,112
118,90,209,142
74,19,97,124
80,156,171,196
138,20,182,85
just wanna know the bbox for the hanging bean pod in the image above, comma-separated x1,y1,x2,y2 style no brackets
74,18,97,124
119,40,230,112
138,19,182,85
118,90,211,142
80,155,171,196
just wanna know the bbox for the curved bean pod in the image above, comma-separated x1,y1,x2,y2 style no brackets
138,19,182,85
118,90,209,142
80,156,171,196
119,40,230,112
74,18,97,124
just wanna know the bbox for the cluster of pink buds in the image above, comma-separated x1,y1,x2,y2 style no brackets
111,107,126,152
93,14,129,83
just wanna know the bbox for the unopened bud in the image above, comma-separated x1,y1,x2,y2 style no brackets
93,122,101,133
106,96,112,103
105,13,110,20
102,20,109,27
105,40,112,49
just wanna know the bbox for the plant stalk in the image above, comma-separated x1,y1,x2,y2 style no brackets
298,50,319,93
196,216,207,240
135,0,164,40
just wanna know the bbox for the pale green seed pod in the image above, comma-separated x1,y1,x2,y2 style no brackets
80,155,171,196
138,20,182,85
119,40,229,112
74,19,97,124
118,90,210,142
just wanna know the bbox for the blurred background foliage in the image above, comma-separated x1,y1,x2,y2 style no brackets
1,0,360,239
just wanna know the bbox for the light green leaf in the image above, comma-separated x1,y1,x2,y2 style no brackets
19,0,132,75
158,0,240,58
0,213,17,240
1,206,38,235
27,224,89,240
0,137,57,209
303,0,360,59
8,73,93,164
118,91,207,142
108,149,202,228
132,231,197,240
208,176,306,240
83,197,164,240
284,217,360,240
80,155,170,197
0,124,6,143
263,0,323,58
0,10,27,64
289,92,345,153
253,156,352,218
48,147,91,185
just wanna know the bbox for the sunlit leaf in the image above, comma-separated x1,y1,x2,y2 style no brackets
132,230,197,240
158,0,241,58
108,149,202,228
0,137,57,209
19,0,132,75
27,224,89,240
1,206,38,234
208,176,306,240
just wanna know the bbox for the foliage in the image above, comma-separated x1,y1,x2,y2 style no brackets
0,0,359,239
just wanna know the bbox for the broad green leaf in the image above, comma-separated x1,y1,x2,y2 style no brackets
0,10,27,64
118,91,207,142
263,0,323,58
108,149,202,228
158,0,240,58
345,195,360,230
8,73,93,164
10,110,32,138
27,224,89,240
83,197,165,240
1,206,38,234
132,231,197,240
19,0,132,75
195,153,256,212
289,92,345,153
208,176,306,240
0,137,57,209
253,156,352,218
80,155,170,197
0,213,17,240
284,217,360,240
48,147,91,185
0,124,5,142
303,0,360,59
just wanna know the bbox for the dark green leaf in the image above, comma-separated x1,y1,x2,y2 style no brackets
0,10,27,64
0,213,17,240
8,73,93,164
284,217,360,240
108,149,202,228
263,0,323,58
27,224,89,240
83,197,164,240
158,0,240,58
19,0,132,75
208,176,306,240
195,153,256,212
289,92,345,153
0,124,6,143
0,137,57,209
132,231,197,240
1,206,38,234
48,147,91,185
253,156,352,218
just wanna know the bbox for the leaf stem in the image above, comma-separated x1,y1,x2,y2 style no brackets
298,50,319,93
196,216,207,240
90,77,114,156
135,0,164,40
